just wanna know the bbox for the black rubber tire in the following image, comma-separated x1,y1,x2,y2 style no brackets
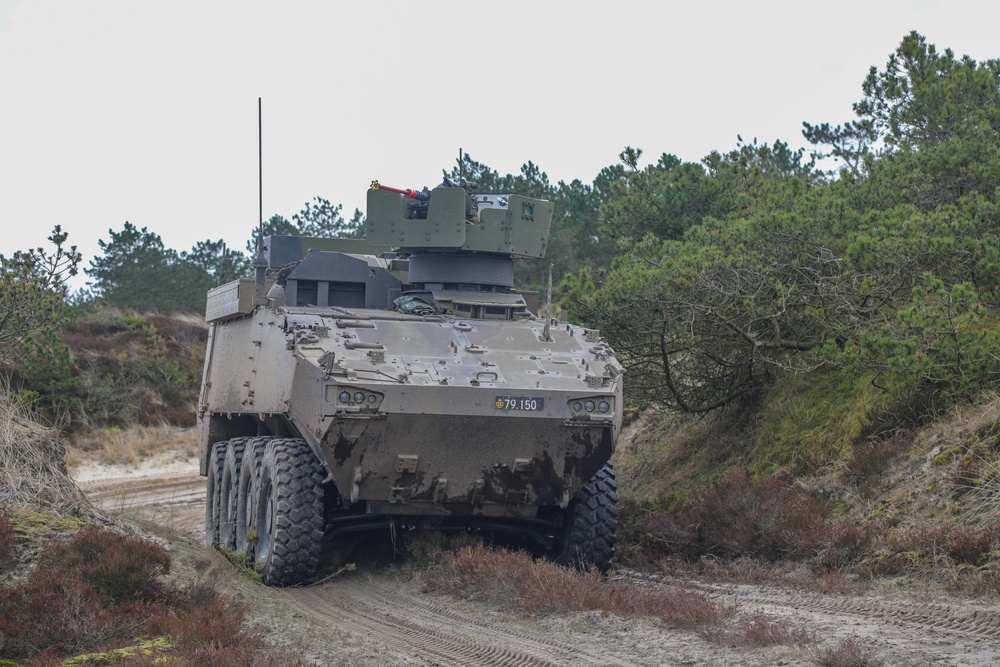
218,438,248,550
254,438,325,586
235,436,271,558
204,441,227,549
554,461,618,574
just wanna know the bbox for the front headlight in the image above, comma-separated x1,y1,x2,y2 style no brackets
568,396,614,415
327,386,384,410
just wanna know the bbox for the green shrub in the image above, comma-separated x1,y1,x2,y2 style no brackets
753,368,923,475
13,309,207,428
14,329,81,425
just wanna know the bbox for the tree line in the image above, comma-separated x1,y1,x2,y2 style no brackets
72,155,625,315
3,31,999,422
563,31,1000,414
76,196,364,315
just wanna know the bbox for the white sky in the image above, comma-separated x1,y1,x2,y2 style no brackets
1,0,997,288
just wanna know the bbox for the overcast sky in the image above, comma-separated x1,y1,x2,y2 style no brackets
1,0,997,288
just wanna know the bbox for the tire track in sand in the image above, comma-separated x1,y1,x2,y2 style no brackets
625,570,1000,642
279,576,635,667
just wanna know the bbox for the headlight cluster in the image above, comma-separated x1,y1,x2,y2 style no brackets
569,397,613,414
329,386,382,408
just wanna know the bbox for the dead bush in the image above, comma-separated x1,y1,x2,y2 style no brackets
640,473,831,562
426,544,749,637
810,637,884,667
944,523,1000,565
637,511,698,559
33,525,171,604
140,597,307,667
119,581,306,666
0,527,173,660
0,569,168,661
0,523,305,665
398,528,484,566
813,520,872,571
0,511,14,572
425,544,607,614
705,614,814,647
946,565,1000,596
885,522,951,556
842,433,911,491
950,454,981,498
117,647,307,667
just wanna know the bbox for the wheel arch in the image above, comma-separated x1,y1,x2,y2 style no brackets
198,412,303,476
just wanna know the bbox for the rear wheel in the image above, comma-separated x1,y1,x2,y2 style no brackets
204,441,227,548
254,438,325,586
554,462,618,574
235,436,271,558
218,438,248,550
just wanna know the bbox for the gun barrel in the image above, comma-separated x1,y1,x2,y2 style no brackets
375,183,429,201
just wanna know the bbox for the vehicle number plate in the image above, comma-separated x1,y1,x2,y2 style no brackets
495,396,544,411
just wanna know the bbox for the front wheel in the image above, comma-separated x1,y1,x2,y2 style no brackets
553,461,618,574
254,438,325,586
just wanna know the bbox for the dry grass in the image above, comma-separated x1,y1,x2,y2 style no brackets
618,391,1000,596
0,390,98,518
67,423,198,468
916,393,1000,512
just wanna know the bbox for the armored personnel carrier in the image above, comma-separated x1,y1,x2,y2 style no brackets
198,178,623,585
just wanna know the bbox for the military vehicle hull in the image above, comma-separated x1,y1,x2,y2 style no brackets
199,185,622,585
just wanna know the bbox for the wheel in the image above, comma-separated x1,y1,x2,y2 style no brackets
204,441,227,548
554,461,618,574
218,438,248,550
235,436,271,558
254,438,325,586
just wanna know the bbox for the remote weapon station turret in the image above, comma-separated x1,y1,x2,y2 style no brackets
198,177,622,585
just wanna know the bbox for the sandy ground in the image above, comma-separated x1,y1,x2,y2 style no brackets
69,451,1000,667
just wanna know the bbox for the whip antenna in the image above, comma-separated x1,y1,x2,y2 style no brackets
217,241,227,286
259,97,263,240
253,97,268,305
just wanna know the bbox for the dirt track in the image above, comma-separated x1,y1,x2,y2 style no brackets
73,458,1000,667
